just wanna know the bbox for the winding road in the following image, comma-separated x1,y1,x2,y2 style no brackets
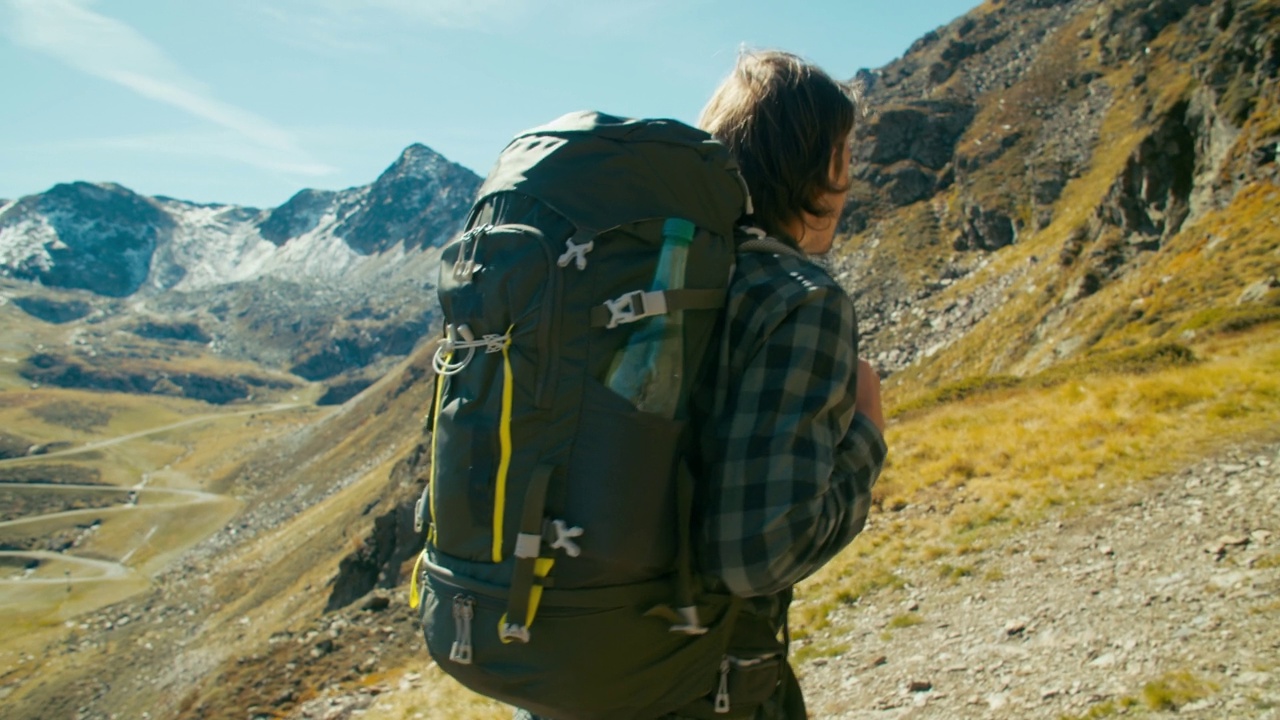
0,402,303,588
0,402,301,464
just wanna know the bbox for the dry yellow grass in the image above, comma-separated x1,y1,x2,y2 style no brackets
791,325,1280,635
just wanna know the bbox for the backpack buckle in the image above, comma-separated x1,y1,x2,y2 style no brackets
603,290,667,329
499,622,531,644
413,492,427,534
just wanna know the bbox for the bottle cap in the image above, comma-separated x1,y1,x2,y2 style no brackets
662,218,696,244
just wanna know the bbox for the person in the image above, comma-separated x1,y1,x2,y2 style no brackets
515,49,886,720
686,48,888,718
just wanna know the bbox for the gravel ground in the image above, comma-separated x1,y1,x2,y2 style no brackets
800,442,1280,719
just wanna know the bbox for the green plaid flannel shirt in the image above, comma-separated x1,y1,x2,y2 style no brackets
692,232,887,606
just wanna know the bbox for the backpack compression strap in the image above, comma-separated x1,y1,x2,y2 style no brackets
500,464,556,643
589,288,728,328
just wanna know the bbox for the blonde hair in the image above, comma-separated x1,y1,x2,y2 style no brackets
699,49,861,237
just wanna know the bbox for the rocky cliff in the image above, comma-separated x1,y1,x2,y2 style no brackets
837,0,1280,382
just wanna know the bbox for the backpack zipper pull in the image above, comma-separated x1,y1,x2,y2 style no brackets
449,595,475,664
714,655,731,714
453,224,490,282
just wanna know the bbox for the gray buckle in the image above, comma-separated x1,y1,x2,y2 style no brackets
603,290,667,329
513,532,542,559
500,622,531,644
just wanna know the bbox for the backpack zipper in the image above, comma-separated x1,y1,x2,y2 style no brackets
449,595,475,665
714,655,731,714
533,229,560,409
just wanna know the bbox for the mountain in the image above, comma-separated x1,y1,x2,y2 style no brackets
0,144,482,393
831,0,1279,385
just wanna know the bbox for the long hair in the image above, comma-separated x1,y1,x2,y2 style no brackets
699,50,862,238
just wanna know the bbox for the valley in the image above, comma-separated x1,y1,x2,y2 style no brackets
0,393,324,638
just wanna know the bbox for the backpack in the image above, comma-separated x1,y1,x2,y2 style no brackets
410,111,765,720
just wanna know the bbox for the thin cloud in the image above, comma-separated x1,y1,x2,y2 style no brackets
259,0,669,50
47,131,337,178
4,0,332,175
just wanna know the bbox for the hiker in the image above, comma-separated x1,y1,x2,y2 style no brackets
510,49,888,720
684,49,889,718
415,46,884,720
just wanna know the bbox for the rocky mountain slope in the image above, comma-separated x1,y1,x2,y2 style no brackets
0,144,480,396
834,0,1280,383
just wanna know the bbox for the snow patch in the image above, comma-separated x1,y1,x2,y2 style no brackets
0,215,57,272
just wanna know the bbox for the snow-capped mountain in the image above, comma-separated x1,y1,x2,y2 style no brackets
0,143,481,298
0,144,482,386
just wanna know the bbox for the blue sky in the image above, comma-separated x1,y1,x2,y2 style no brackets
1,0,979,208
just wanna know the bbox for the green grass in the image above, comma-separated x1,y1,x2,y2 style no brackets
887,613,924,629
1253,553,1280,570
1140,670,1218,711
1055,669,1217,719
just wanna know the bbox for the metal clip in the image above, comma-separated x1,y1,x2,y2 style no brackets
433,324,474,376
452,224,491,281
603,290,667,329
432,325,510,376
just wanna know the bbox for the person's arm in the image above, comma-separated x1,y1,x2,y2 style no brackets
699,276,887,598
856,358,885,432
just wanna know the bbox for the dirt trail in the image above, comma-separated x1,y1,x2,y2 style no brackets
0,550,131,582
0,404,300,588
0,402,302,464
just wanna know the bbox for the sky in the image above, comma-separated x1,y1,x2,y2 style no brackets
1,0,980,209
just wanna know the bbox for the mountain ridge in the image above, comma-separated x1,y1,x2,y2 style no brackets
0,143,482,390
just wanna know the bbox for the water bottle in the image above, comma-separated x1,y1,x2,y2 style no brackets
605,218,695,419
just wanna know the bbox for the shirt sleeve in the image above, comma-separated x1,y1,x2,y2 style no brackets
696,261,888,599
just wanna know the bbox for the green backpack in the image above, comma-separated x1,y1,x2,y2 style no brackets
411,111,769,719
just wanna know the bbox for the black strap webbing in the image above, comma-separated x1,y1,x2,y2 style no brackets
675,460,697,611
502,464,554,643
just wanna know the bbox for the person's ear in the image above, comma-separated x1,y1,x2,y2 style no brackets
829,139,851,185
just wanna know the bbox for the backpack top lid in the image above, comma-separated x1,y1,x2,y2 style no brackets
472,110,752,238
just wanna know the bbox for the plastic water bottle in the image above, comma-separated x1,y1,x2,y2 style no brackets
605,218,695,419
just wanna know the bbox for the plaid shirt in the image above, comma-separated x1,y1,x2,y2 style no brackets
691,231,887,613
